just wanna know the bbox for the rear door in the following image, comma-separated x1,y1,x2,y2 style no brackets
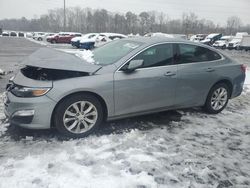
175,43,223,107
114,43,178,116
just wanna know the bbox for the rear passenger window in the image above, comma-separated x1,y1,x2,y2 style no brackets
132,44,174,68
178,44,221,64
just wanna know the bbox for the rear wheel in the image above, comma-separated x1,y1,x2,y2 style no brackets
54,94,103,138
203,83,230,114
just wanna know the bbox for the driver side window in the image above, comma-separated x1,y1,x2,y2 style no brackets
123,43,174,70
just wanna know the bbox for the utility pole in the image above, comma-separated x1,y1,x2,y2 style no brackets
63,0,66,31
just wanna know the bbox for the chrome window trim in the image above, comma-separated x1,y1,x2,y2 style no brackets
116,42,224,73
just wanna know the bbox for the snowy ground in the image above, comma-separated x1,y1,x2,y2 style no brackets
0,38,250,188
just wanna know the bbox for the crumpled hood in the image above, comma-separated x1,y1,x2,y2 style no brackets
21,47,101,73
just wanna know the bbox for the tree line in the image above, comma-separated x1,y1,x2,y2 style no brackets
0,7,249,35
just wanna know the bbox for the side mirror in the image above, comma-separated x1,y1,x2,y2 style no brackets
125,59,144,72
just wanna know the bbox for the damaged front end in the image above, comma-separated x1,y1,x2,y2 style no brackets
7,47,102,95
21,66,90,81
6,65,92,98
4,47,102,129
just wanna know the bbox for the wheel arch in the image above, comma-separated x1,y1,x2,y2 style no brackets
50,91,108,128
208,79,233,99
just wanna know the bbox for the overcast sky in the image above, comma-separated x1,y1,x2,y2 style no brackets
0,0,249,25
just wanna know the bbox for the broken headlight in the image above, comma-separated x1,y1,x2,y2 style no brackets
11,85,51,97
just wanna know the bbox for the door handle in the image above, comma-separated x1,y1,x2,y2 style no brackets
206,68,215,72
164,71,176,76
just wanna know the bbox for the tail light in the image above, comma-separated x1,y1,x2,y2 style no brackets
241,64,247,73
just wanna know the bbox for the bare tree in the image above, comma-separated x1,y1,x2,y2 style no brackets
226,16,242,35
0,7,249,36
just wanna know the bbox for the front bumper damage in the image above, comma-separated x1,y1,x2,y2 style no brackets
3,91,56,129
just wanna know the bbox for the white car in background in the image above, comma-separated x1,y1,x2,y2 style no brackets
95,33,127,47
25,32,33,38
144,32,174,38
33,32,46,41
79,33,127,49
228,32,248,50
213,36,233,49
190,34,207,42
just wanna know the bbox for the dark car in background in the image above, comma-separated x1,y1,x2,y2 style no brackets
18,32,25,37
10,31,17,37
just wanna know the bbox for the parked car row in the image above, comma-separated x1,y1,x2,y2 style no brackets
189,32,250,51
28,31,127,49
28,31,128,49
1,31,25,37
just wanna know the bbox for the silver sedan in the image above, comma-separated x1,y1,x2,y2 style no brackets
4,37,246,137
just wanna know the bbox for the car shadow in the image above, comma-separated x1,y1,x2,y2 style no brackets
1,108,201,141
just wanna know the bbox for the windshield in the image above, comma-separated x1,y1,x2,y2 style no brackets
92,40,143,65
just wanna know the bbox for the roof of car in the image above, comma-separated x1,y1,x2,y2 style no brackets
125,36,188,44
124,36,220,52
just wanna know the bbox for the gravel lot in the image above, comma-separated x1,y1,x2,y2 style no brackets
0,37,250,188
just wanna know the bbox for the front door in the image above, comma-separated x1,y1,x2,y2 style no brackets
114,43,178,116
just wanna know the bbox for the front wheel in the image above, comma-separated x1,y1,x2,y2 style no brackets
203,83,230,114
54,94,103,138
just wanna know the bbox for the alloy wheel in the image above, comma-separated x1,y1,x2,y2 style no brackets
210,87,228,111
63,101,98,134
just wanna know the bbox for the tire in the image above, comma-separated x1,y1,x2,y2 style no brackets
38,37,42,41
203,83,230,114
54,94,104,138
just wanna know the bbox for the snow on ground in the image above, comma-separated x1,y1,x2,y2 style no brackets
25,37,48,46
1,40,250,187
0,75,249,188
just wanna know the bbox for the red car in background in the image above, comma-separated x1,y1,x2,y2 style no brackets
47,32,82,44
